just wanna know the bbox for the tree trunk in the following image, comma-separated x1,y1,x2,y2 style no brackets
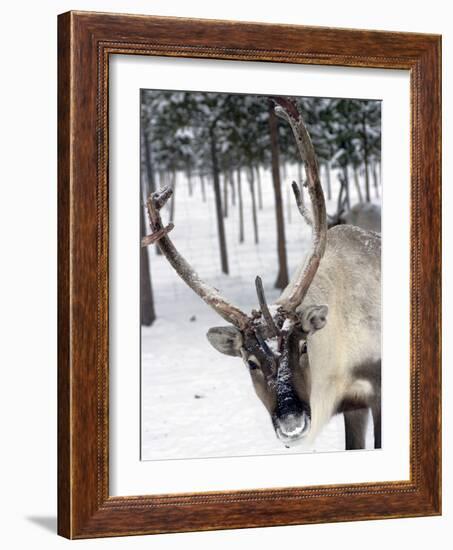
140,203,156,326
362,116,371,202
160,170,167,188
141,132,155,197
140,117,162,254
336,176,346,218
169,171,176,222
237,168,244,244
324,162,332,201
248,165,259,244
200,174,206,202
286,184,292,224
187,164,193,196
269,103,289,290
140,93,155,197
210,127,229,274
229,170,236,206
364,162,371,202
223,172,228,218
297,161,302,183
353,166,364,203
255,166,263,210
372,161,380,198
342,166,351,211
282,161,287,181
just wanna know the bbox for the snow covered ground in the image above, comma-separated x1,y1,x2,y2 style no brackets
141,167,379,461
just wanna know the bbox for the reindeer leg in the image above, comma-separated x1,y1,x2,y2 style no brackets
371,403,381,449
344,409,368,450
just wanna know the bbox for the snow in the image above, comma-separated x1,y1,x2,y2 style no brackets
141,167,377,460
281,318,294,332
265,337,281,356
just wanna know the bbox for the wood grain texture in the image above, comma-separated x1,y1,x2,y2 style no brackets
57,10,442,539
57,11,71,538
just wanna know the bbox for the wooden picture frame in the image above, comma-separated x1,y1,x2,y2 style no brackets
58,10,441,539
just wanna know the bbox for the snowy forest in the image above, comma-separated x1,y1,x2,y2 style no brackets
140,90,381,461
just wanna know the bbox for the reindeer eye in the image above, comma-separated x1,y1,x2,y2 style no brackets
299,341,308,354
247,355,260,370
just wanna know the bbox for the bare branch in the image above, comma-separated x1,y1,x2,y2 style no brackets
273,97,327,311
255,276,279,337
145,186,250,329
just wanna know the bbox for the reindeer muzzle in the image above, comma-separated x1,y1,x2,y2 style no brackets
275,411,311,444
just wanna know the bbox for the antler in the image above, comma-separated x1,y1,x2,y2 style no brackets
142,187,250,329
142,98,326,336
255,276,279,337
291,180,312,227
274,97,327,312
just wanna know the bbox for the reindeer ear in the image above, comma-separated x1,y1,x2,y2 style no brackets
299,305,328,333
206,326,243,357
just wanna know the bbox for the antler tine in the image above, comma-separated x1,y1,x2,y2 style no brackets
255,276,279,337
291,181,312,227
144,186,250,330
274,97,327,312
141,223,174,246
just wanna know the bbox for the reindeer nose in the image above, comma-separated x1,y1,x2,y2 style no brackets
276,413,310,440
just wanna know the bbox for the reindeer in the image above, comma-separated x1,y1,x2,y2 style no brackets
343,202,381,232
142,97,381,450
328,174,381,232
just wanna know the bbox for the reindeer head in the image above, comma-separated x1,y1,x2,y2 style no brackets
207,299,328,445
143,97,327,446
